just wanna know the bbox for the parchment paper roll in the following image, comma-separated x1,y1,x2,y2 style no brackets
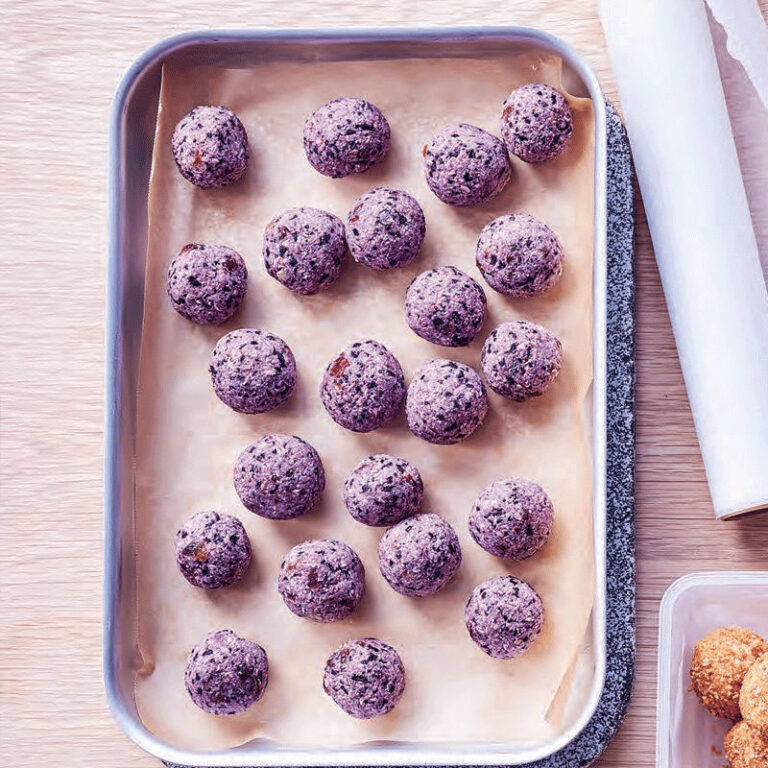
600,0,768,518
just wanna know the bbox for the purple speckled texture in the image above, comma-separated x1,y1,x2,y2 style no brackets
481,320,562,402
501,83,573,164
378,513,461,597
343,454,423,527
278,539,365,622
303,98,391,178
469,478,554,560
166,243,247,325
262,207,346,295
346,188,426,270
233,434,324,520
320,339,406,433
184,630,268,715
405,266,487,347
175,511,251,589
406,359,488,445
423,123,511,207
475,213,564,297
464,575,544,659
209,329,296,414
171,106,248,189
323,638,405,719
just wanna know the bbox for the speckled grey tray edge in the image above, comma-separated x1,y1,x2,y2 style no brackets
165,100,636,768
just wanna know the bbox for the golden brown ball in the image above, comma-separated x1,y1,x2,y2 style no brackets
690,626,768,720
741,651,768,739
724,721,768,768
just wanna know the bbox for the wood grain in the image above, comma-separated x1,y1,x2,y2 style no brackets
1,1,766,766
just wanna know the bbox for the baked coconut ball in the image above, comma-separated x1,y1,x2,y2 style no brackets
740,651,768,738
475,213,564,297
171,105,248,189
167,243,248,325
690,626,768,720
405,266,487,347
323,638,406,719
184,630,268,715
209,328,297,414
725,721,768,768
406,359,488,445
278,539,365,622
320,339,406,432
262,207,346,295
481,320,562,402
346,188,426,270
175,511,251,589
303,97,391,178
469,478,554,560
464,575,544,659
343,454,423,527
234,434,325,520
378,513,461,597
500,83,573,163
423,123,511,207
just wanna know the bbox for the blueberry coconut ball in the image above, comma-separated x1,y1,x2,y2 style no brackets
234,434,325,520
469,478,554,560
406,359,488,445
476,213,564,297
464,576,544,659
262,207,346,295
405,266,487,347
184,630,268,715
323,638,406,719
278,539,365,622
481,320,562,402
343,455,423,527
501,83,573,163
171,106,249,189
423,123,511,207
320,339,406,432
175,511,251,589
378,513,461,597
209,329,297,414
346,188,426,270
303,97,391,178
167,243,248,325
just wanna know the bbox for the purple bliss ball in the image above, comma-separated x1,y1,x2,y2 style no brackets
171,105,248,189
405,266,487,347
184,629,268,715
175,510,251,589
481,320,562,402
500,83,573,163
323,638,406,719
320,339,406,433
343,454,424,527
406,359,488,445
475,213,564,297
209,328,297,414
464,575,544,659
278,539,365,622
346,188,426,270
423,123,511,207
303,97,391,178
167,243,248,325
469,478,554,560
378,513,461,597
262,207,346,295
233,434,325,520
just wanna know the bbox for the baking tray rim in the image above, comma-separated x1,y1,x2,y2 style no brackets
105,24,609,768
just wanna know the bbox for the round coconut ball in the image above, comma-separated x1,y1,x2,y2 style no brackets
740,651,768,738
724,721,768,768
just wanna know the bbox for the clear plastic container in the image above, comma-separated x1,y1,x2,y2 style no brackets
656,571,768,768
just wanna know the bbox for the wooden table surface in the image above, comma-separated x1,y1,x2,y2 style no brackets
2,1,767,765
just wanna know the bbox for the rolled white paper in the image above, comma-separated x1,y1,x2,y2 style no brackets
600,0,768,518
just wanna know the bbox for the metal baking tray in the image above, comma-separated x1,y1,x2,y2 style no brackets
105,26,608,768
